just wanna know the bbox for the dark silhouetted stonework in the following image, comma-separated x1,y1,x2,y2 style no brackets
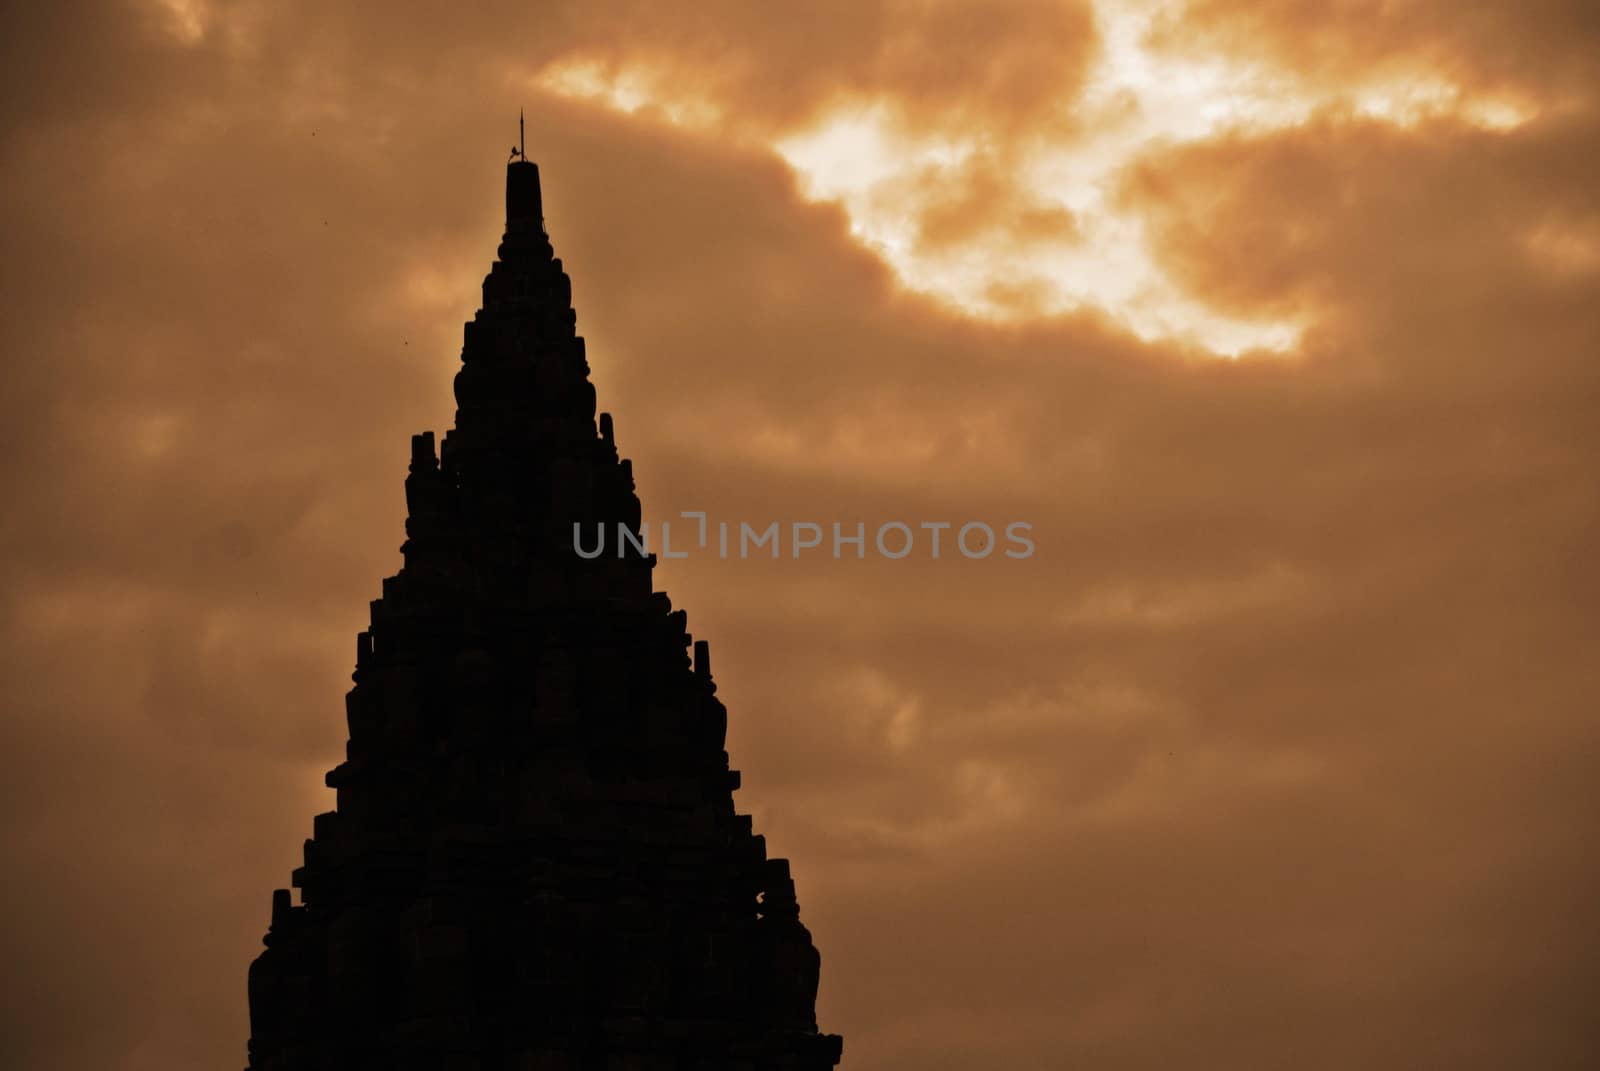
245,157,844,1071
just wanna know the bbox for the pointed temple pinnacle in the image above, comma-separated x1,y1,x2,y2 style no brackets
506,149,542,234
245,147,842,1071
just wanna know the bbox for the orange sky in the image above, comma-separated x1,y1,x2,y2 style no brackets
2,2,1597,1068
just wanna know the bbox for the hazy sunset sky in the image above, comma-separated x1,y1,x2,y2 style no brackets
2,2,1597,1068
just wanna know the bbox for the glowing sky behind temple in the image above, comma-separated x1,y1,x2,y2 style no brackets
5,1,1597,1068
533,0,1537,356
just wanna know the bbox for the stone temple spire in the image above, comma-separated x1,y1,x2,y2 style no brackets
506,155,541,232
244,145,843,1069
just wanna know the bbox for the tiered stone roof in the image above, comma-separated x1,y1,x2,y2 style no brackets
245,156,843,1071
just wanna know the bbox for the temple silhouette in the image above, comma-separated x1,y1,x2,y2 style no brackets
244,144,844,1070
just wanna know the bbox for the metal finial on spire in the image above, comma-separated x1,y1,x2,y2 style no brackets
510,110,527,162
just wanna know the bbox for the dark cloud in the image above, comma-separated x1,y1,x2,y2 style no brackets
1147,0,1600,104
539,0,1100,134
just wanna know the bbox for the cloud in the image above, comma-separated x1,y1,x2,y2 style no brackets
1147,0,1600,106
